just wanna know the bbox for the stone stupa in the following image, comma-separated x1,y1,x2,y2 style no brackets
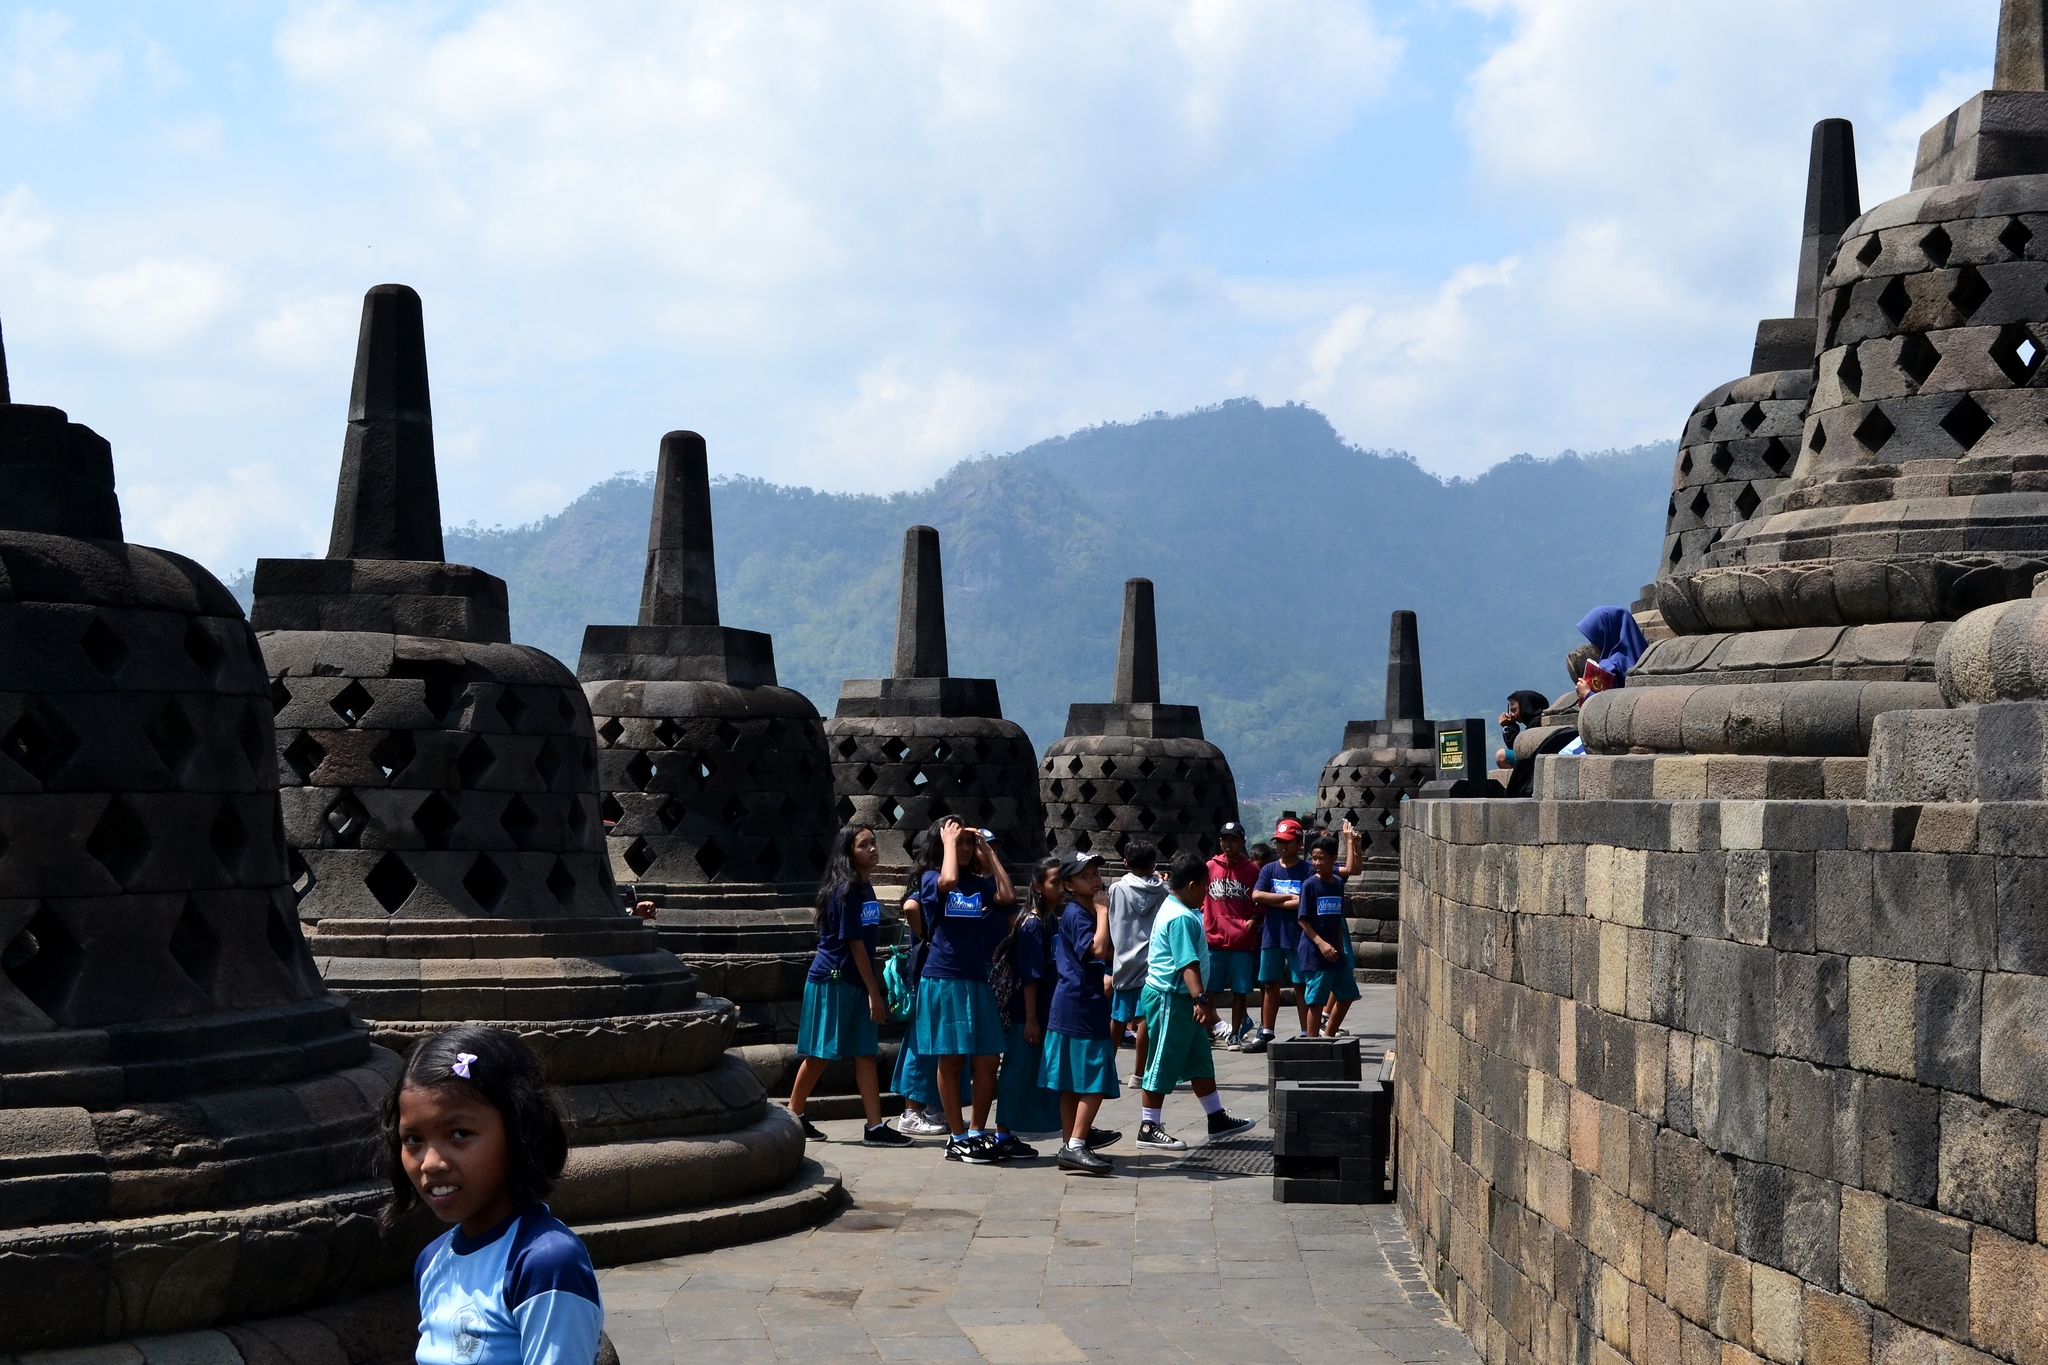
578,431,853,1096
1040,577,1240,867
252,284,836,1265
825,526,1045,878
1308,610,1433,977
0,322,408,1355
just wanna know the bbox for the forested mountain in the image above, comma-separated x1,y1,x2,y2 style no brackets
237,399,1675,812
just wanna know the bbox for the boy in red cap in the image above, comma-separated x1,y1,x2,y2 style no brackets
1202,822,1261,1049
1245,817,1313,1051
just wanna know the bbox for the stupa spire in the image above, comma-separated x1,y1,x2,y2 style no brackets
1113,578,1161,705
1998,0,2048,91
326,283,443,562
638,431,719,627
1796,120,1861,319
1385,610,1424,721
892,526,948,679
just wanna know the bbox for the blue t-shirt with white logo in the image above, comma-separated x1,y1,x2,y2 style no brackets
1254,859,1310,952
1295,871,1353,976
920,870,1008,980
809,879,881,983
414,1206,602,1365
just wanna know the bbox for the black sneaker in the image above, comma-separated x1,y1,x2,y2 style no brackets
1135,1121,1186,1152
1084,1127,1122,1151
1057,1144,1113,1176
946,1135,998,1165
863,1122,913,1148
1206,1110,1257,1139
797,1115,827,1141
1240,1034,1269,1055
990,1134,1039,1161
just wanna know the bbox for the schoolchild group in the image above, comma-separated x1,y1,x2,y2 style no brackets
784,811,1368,1177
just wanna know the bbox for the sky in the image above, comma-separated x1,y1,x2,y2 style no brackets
0,0,2001,575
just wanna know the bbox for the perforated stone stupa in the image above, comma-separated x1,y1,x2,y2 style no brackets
1307,610,1431,976
579,431,846,1095
1657,120,1859,582
0,322,406,1353
1040,578,1240,865
825,526,1045,875
253,284,833,1264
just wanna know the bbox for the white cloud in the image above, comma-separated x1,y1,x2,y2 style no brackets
123,461,325,568
3,10,121,119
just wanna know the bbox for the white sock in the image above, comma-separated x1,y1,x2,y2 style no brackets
1067,1136,1087,1150
1199,1091,1224,1116
1142,1106,1162,1125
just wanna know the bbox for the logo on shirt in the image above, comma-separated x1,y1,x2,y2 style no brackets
1211,878,1250,899
860,899,882,927
1275,880,1302,897
454,1306,485,1363
945,890,984,918
1315,896,1343,916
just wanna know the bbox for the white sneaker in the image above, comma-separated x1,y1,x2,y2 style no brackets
896,1109,950,1137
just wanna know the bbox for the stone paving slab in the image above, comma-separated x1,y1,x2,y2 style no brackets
599,987,1468,1365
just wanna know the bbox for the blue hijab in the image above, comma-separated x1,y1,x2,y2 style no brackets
1577,606,1648,681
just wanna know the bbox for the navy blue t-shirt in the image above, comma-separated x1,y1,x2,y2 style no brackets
921,869,1009,980
1049,900,1111,1038
1295,870,1351,975
1009,911,1054,1027
808,880,882,983
1255,859,1310,952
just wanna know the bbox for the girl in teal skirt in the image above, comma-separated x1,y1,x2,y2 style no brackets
914,819,1017,1164
990,858,1065,1154
789,825,912,1147
1043,851,1121,1175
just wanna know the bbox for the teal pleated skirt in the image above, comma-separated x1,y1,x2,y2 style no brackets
796,977,878,1060
1041,1030,1121,1097
995,1019,1064,1134
913,977,1007,1058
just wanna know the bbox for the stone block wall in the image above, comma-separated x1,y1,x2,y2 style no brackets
1397,769,2048,1365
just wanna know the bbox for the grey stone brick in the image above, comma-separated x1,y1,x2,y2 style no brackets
1859,1077,1941,1206
1870,852,1996,968
1693,1037,1768,1162
1982,971,2048,1111
1832,1069,1865,1188
1766,1056,1837,1178
1671,850,1727,938
1884,1202,1973,1338
1781,1169,1841,1285
1726,849,1817,950
1914,963,1982,1094
1815,849,1873,955
1734,1158,1787,1267
1937,1091,2037,1239
1995,855,2048,973
1774,951,1849,1065
1683,938,1775,1051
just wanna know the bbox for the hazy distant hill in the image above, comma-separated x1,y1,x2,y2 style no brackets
234,399,1675,810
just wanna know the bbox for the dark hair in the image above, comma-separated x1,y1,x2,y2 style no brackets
1028,855,1063,921
1166,854,1209,892
1507,690,1550,722
1310,835,1339,857
1123,839,1158,872
379,1025,569,1236
815,825,873,930
909,825,948,879
1249,842,1274,865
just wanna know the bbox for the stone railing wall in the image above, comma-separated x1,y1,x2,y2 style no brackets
1397,766,2048,1365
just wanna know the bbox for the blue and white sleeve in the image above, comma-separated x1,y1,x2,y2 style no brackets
507,1226,603,1365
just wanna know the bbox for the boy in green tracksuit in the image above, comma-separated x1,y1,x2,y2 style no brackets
1132,855,1260,1151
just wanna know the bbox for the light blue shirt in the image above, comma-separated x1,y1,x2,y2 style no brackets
1143,896,1210,996
414,1206,603,1365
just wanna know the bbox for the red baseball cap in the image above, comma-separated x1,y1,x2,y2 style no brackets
1274,818,1304,840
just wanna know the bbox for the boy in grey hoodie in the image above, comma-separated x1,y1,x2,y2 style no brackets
1108,841,1169,1084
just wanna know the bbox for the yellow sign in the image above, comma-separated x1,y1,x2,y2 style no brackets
1438,730,1464,773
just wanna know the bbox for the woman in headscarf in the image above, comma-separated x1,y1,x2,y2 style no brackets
1496,690,1554,769
1573,606,1649,700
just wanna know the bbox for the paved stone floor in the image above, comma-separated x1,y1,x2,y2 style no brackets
599,988,1479,1365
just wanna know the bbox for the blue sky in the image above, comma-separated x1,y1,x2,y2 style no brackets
0,1,2000,574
